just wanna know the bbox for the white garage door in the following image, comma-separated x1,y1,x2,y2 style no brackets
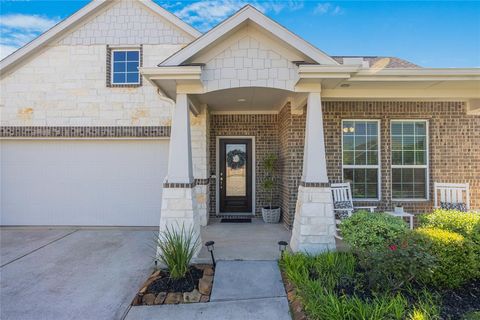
0,139,169,226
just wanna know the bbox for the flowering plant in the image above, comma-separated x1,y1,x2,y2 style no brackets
358,231,436,293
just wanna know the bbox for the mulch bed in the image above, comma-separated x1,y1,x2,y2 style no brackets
132,264,215,306
439,279,480,319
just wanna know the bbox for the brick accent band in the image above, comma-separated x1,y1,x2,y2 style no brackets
194,178,210,185
163,179,210,189
0,126,171,138
163,182,196,188
300,182,330,188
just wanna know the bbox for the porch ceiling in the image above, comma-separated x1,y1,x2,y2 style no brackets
193,87,294,112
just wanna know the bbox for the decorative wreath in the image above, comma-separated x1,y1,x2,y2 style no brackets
226,149,246,169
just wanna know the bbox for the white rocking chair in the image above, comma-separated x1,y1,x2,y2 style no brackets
331,182,377,239
434,182,470,211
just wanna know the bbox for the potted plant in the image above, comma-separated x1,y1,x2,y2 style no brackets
261,153,281,223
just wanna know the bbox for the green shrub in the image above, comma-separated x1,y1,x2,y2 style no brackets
416,227,477,288
155,224,200,280
358,231,436,292
420,209,480,244
340,211,409,251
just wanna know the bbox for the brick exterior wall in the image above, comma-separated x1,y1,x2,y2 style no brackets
323,101,480,212
209,114,279,216
278,103,306,228
278,100,480,228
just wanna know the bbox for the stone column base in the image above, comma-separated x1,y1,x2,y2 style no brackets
290,185,336,253
195,183,209,227
158,186,202,258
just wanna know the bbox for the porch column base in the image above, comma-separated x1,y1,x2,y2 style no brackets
195,182,209,227
158,184,202,258
290,184,336,254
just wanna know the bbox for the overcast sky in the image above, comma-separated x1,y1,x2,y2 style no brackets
1,0,479,67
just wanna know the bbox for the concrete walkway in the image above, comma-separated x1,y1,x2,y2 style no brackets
126,260,292,320
1,227,292,320
196,219,292,262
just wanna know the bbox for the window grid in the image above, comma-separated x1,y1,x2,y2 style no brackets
391,120,429,200
342,120,381,200
111,49,140,85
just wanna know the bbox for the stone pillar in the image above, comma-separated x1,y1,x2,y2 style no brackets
290,92,336,253
191,105,210,227
159,93,201,256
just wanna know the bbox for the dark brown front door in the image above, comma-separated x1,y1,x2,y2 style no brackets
219,139,252,213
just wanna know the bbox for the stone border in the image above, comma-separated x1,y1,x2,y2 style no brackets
299,182,330,188
0,126,170,138
106,45,143,88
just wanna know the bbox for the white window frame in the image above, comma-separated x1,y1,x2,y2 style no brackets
111,48,141,85
341,119,381,201
390,119,430,201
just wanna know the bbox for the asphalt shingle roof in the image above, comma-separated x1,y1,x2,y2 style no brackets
332,56,421,68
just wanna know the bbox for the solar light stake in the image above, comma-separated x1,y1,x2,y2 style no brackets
278,241,288,259
205,241,216,268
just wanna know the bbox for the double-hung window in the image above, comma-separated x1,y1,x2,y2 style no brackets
342,120,381,200
391,120,428,200
111,49,140,85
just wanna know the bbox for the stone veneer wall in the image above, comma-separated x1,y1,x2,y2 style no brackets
209,114,279,216
279,100,480,228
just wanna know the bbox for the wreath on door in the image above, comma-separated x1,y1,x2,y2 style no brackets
226,149,246,169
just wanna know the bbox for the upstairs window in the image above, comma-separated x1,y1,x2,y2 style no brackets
342,120,381,200
111,49,140,85
391,120,429,200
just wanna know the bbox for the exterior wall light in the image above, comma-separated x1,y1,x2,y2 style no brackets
205,241,216,268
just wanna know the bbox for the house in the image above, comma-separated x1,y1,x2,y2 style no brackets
1,0,479,254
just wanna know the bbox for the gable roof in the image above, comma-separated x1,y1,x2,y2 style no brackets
0,0,201,75
160,5,339,66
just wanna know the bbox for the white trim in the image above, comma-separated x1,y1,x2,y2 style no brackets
160,5,338,66
110,48,141,85
0,0,200,76
215,136,256,216
390,119,430,201
341,119,381,201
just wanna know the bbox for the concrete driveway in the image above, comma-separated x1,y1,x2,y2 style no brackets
0,228,155,320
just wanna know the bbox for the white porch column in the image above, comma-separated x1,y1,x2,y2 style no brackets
158,93,201,257
290,91,336,253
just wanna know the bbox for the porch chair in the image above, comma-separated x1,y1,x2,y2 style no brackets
433,182,470,212
331,182,377,239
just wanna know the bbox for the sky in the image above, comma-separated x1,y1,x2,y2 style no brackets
0,0,479,67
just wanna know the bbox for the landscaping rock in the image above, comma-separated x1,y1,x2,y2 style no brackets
183,289,201,303
154,292,167,305
198,275,213,295
200,294,210,303
164,292,183,304
142,293,156,305
203,266,214,276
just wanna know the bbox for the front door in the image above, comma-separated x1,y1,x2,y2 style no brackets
219,139,253,213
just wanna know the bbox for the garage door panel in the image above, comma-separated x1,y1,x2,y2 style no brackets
1,139,168,226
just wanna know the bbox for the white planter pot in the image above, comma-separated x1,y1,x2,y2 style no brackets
262,206,281,223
